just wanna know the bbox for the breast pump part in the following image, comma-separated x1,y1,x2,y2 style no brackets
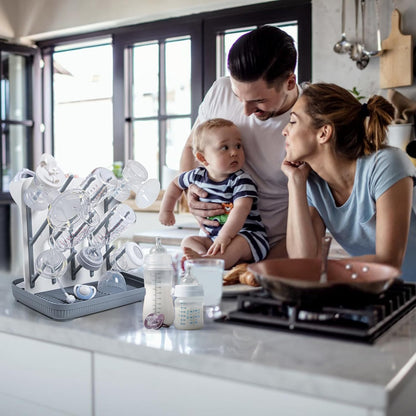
142,238,175,326
134,178,161,209
111,160,149,202
35,248,68,279
97,270,127,295
35,249,75,304
23,154,66,211
110,242,144,272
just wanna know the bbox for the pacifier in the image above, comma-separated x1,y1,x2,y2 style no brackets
73,284,97,301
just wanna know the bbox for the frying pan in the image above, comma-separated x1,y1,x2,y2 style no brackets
248,258,401,305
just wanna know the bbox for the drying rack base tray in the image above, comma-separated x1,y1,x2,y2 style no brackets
11,273,145,321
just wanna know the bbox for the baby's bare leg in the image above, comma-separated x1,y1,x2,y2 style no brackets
217,235,252,269
183,235,252,269
181,235,212,255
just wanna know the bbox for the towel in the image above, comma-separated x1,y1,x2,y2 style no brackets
387,89,416,124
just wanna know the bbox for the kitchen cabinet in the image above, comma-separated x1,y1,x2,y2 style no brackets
0,332,92,416
94,353,377,416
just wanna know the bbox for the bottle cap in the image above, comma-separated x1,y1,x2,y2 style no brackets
76,247,103,271
174,284,204,298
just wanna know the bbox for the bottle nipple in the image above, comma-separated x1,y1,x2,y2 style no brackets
180,263,198,285
149,237,167,254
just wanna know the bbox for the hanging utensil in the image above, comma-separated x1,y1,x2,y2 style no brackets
350,0,363,61
356,0,370,69
333,0,351,54
363,0,383,58
319,236,332,283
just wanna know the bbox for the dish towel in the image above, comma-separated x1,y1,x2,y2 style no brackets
387,89,416,124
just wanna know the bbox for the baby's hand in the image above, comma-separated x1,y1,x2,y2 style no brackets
159,211,176,226
207,235,231,256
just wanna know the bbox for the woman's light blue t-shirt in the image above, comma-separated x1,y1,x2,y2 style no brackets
307,147,416,282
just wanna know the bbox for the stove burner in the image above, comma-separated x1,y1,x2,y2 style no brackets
218,281,416,343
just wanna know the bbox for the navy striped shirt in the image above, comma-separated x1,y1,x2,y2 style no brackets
178,167,269,261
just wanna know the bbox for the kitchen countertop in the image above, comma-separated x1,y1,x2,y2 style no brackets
1,272,416,412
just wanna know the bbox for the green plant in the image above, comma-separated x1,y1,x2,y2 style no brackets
349,86,365,102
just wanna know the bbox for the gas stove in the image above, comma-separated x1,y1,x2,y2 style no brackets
219,281,416,343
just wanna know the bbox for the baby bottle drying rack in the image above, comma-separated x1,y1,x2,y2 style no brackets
10,158,158,320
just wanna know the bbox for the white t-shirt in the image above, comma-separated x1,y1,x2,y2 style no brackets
196,76,290,246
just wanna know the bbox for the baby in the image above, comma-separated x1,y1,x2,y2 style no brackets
159,118,269,269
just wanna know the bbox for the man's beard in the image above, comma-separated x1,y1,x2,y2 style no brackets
254,110,281,121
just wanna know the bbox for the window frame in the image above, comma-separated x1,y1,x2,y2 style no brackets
36,0,311,183
0,41,37,201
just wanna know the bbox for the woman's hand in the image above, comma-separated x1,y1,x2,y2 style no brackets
186,184,225,233
281,159,311,184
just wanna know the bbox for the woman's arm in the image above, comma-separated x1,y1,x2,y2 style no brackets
207,197,252,255
353,177,413,268
282,160,326,257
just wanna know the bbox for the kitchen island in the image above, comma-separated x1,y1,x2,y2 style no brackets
0,272,415,416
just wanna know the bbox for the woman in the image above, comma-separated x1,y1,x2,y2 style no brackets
281,82,416,282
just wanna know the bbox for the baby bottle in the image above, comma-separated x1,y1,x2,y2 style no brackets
142,237,175,326
173,264,204,330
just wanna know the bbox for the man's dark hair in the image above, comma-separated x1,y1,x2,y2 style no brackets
227,25,297,86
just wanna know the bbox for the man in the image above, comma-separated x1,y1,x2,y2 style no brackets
180,26,299,258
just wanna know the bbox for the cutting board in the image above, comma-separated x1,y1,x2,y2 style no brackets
380,9,413,88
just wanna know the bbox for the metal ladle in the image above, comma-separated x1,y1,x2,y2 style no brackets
350,0,363,61
356,0,370,70
319,236,332,284
333,0,351,54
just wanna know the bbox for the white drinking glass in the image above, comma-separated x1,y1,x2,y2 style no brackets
185,258,225,319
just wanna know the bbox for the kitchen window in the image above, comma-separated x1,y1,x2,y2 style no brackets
52,40,113,177
38,0,311,189
216,23,299,80
129,36,192,181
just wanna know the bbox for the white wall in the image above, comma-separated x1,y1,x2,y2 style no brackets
0,0,415,101
312,0,416,100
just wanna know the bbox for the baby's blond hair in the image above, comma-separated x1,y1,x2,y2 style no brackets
192,118,236,155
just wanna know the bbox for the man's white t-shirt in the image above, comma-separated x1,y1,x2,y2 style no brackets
196,76,291,246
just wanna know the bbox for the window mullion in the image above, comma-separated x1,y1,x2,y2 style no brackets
159,40,167,180
125,46,134,160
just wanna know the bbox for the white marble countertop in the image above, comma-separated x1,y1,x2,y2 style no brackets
1,272,416,411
